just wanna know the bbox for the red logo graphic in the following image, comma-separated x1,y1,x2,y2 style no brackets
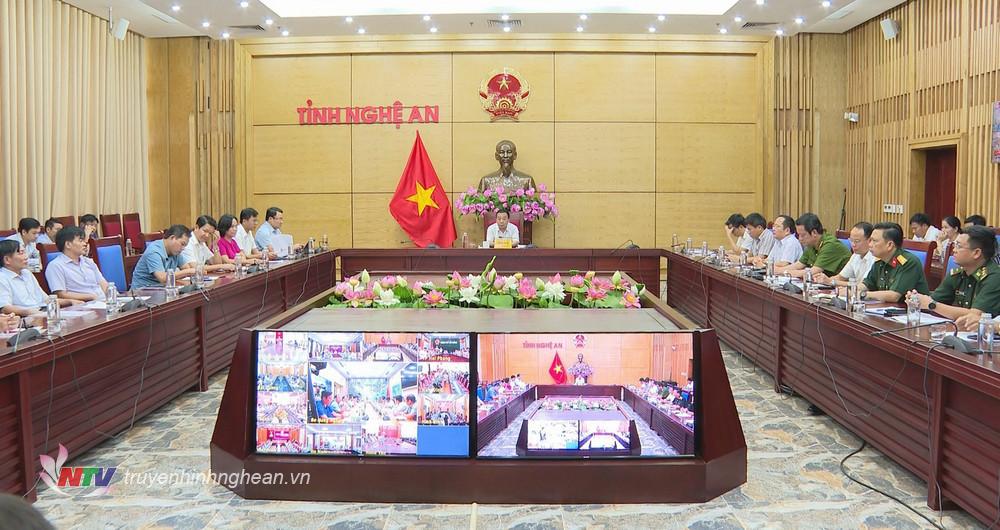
574,334,586,348
479,68,530,120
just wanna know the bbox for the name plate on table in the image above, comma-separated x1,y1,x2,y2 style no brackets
494,238,513,249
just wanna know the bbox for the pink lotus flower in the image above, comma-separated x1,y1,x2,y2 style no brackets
499,194,508,203
467,186,476,194
495,186,504,194
526,188,535,197
593,278,613,291
586,287,607,301
484,189,493,197
549,273,562,284
569,275,586,288
423,290,446,306
538,183,547,191
515,188,524,197
334,281,351,296
622,291,641,308
493,277,506,290
379,275,397,289
511,204,521,212
517,279,537,300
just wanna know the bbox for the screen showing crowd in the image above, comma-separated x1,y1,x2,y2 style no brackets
476,332,696,458
255,331,471,457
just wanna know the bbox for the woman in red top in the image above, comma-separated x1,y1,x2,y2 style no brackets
216,214,243,263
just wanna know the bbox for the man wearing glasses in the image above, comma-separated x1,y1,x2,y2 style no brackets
909,225,1000,330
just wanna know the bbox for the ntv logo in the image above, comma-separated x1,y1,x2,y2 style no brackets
38,444,115,496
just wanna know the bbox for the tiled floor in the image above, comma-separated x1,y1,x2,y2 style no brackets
30,348,986,529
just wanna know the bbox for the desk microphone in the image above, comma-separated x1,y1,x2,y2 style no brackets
870,321,977,354
6,327,40,347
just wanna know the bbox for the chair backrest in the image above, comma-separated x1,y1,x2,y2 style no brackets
835,229,851,251
100,214,123,237
122,213,143,250
0,229,14,238
945,254,957,275
137,231,164,251
902,239,936,280
91,235,127,291
482,210,525,231
52,215,75,228
39,243,60,270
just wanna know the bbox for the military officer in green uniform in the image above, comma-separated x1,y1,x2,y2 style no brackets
910,226,1000,330
778,212,852,278
860,222,930,302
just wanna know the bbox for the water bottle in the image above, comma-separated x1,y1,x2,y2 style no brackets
701,241,708,256
906,292,922,326
262,252,270,271
46,295,61,335
234,253,244,279
166,268,177,297
194,263,205,288
765,260,775,281
308,237,316,254
939,239,949,263
685,238,693,254
978,313,994,354
321,234,328,251
106,285,119,316
847,279,859,313
803,269,813,301
462,232,469,248
672,233,679,249
125,238,133,256
717,245,727,265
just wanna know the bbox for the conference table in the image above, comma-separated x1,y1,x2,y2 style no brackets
0,251,334,501
664,249,1000,526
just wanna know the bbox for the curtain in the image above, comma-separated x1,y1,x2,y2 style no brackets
0,0,148,228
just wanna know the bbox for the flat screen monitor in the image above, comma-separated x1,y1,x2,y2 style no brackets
476,332,697,459
254,331,471,457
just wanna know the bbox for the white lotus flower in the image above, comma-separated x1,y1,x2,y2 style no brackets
374,289,400,306
467,274,483,290
541,281,565,301
503,275,518,291
459,286,480,305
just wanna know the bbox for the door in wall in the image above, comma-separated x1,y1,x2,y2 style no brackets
924,147,957,226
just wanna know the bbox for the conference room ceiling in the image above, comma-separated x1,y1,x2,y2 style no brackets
64,0,909,39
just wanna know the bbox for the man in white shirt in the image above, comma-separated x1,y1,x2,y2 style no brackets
743,212,776,259
486,209,520,247
37,218,63,246
757,214,803,268
814,222,877,286
5,218,42,264
235,207,266,260
909,212,941,242
45,226,109,302
180,216,235,273
724,214,753,254
0,240,77,316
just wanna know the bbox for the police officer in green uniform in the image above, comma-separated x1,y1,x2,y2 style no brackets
860,222,930,302
778,212,852,278
910,225,1000,330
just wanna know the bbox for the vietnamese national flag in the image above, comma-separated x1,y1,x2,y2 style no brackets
389,131,457,248
549,352,567,384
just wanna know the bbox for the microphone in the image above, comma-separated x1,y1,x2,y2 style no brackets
871,320,978,354
7,327,40,347
871,321,957,336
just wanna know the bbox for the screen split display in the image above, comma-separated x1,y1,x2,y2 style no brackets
255,331,696,459
256,331,471,456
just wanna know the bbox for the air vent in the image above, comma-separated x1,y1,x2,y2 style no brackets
151,13,175,24
486,19,522,27
231,24,266,31
828,8,853,20
742,21,779,28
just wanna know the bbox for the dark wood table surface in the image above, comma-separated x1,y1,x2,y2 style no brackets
664,249,1000,526
0,251,335,500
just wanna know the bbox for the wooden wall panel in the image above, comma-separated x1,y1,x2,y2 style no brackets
554,54,655,122
252,193,352,248
145,39,171,231
656,54,758,124
226,36,768,248
654,192,758,249
656,123,758,193
555,123,656,192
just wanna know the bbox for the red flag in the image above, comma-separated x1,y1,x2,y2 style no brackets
548,352,567,384
389,132,457,248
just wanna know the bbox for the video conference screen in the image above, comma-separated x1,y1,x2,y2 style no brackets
255,331,471,457
476,332,697,459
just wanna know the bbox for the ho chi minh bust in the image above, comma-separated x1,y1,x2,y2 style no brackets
477,140,537,195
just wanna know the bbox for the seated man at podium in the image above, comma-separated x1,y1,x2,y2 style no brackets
486,209,519,248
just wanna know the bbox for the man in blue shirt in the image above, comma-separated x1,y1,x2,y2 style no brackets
45,226,109,301
315,391,340,420
0,240,78,316
37,218,63,245
255,206,303,255
131,225,195,289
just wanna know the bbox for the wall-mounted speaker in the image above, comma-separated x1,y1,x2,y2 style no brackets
880,18,899,40
112,18,130,40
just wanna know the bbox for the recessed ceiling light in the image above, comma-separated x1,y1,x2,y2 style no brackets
657,15,666,22
734,16,743,23
775,28,784,35
423,15,431,21
201,20,210,28
281,29,289,36
719,27,728,34
502,25,511,32
579,14,588,20
795,17,804,24
756,0,765,5
345,16,353,23
171,4,180,12
822,1,832,7
357,27,366,34
576,25,584,32
430,26,438,33
501,14,510,21
239,1,249,8
222,31,230,39
264,17,273,25
648,26,656,32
